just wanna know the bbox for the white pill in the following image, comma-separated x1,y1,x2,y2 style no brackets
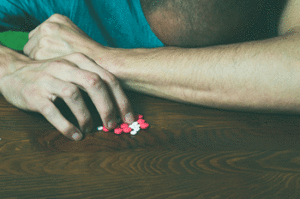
132,121,139,126
130,130,138,135
129,124,135,129
130,122,139,128
97,126,103,131
133,127,140,131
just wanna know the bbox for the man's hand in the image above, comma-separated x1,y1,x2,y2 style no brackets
0,53,135,141
23,14,100,60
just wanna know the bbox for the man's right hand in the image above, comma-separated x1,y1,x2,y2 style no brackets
0,52,135,141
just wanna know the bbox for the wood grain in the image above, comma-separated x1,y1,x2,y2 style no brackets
1,91,300,198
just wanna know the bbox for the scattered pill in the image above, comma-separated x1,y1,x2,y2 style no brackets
120,123,129,129
133,127,140,132
130,130,138,135
140,123,149,129
103,126,110,132
137,119,145,124
123,127,132,133
131,121,139,127
96,114,149,136
114,128,123,135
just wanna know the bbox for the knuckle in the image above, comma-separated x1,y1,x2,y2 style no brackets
105,74,119,87
85,74,103,88
50,13,68,21
34,49,45,60
39,103,55,116
73,52,87,60
79,113,92,126
40,22,59,34
60,85,79,99
38,36,51,47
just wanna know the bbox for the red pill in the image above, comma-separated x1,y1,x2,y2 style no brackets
140,123,149,129
114,128,123,135
123,127,132,133
120,123,129,129
103,126,110,132
137,119,145,124
138,114,143,119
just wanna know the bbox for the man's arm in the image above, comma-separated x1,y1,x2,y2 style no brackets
97,31,300,114
84,0,299,114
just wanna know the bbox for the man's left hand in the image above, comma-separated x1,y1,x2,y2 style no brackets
24,14,101,60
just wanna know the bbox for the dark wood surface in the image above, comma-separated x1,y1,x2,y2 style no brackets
0,90,300,198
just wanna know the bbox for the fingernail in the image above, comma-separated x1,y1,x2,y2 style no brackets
72,132,82,141
125,112,134,124
107,119,116,129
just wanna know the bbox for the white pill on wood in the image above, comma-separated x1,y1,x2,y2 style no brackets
130,130,138,135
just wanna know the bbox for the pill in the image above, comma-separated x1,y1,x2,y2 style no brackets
123,127,132,133
130,130,138,135
103,126,110,132
140,123,149,129
120,123,129,129
131,121,139,127
114,128,123,135
137,119,145,124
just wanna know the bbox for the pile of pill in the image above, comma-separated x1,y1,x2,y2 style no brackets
97,114,149,135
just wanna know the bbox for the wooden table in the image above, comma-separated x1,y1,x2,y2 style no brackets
0,90,300,198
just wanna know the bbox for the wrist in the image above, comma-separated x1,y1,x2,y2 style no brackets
0,46,31,79
88,44,128,75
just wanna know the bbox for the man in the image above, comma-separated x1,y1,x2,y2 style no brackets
0,0,297,141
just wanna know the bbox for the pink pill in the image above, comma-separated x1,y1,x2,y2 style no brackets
140,123,149,129
137,114,144,119
120,123,129,129
103,126,110,132
137,119,145,124
114,128,123,135
123,127,132,133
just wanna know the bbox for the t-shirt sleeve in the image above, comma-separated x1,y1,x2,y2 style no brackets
0,0,39,32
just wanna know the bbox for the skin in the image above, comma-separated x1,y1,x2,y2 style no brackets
0,16,135,141
0,0,299,140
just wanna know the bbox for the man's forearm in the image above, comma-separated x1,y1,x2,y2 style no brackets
92,31,300,113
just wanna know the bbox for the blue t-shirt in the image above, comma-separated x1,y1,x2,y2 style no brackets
0,0,164,48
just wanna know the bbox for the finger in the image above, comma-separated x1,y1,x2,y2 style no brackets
63,53,135,124
28,18,63,39
45,59,116,129
42,76,94,133
37,99,83,141
28,25,39,39
24,32,39,56
106,80,135,124
27,41,66,60
25,22,60,56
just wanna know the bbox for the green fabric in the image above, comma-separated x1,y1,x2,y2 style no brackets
0,31,29,51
